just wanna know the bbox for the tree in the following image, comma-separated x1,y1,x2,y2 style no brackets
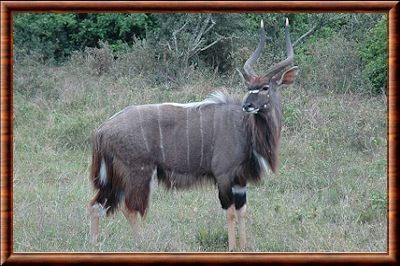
13,13,155,62
357,16,387,94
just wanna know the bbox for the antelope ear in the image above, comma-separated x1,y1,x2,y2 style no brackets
276,66,299,86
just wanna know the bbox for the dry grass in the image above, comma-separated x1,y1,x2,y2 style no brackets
13,55,386,252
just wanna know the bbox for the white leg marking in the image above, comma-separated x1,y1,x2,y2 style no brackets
157,105,165,162
99,159,107,186
92,199,110,218
232,185,246,195
137,107,150,153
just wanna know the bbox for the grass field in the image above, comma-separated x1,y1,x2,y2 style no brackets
13,56,387,252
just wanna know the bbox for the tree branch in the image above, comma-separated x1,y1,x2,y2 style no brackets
293,14,347,48
172,19,189,54
293,24,318,47
199,35,228,52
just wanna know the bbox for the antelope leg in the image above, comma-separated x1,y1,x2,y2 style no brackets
226,204,236,251
121,203,141,235
237,204,247,250
88,202,100,244
89,213,99,243
89,198,112,243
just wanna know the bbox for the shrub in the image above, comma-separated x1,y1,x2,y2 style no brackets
296,34,370,94
13,13,78,63
13,13,155,62
84,41,114,76
357,16,387,95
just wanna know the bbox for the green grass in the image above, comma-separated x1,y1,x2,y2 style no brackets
13,58,387,252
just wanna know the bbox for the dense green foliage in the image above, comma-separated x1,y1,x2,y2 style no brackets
13,13,155,62
357,16,387,94
13,13,386,94
14,13,387,94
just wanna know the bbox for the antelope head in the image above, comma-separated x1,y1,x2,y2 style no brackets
239,19,299,114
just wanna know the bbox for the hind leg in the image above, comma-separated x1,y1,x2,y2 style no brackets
121,202,141,234
122,166,153,235
88,198,106,243
88,201,99,244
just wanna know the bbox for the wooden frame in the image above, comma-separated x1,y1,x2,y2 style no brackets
1,1,398,264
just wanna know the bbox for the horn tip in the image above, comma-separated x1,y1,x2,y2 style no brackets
260,19,264,29
285,18,289,27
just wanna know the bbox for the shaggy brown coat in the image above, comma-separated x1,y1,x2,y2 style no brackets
89,92,281,216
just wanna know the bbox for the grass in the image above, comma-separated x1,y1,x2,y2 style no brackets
12,56,387,252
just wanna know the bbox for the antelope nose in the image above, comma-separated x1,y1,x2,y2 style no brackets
242,103,253,112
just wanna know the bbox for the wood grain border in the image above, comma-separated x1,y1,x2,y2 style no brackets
1,1,398,265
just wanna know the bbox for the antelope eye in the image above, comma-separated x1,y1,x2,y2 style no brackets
261,85,270,91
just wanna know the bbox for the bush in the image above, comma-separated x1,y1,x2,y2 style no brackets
13,13,78,63
296,34,370,94
357,16,387,95
152,14,246,84
83,41,114,76
13,13,387,96
13,13,155,63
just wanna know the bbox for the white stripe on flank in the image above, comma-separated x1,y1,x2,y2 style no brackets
232,111,237,143
137,107,150,153
212,105,217,152
99,159,107,186
199,107,204,168
186,108,190,168
157,105,165,162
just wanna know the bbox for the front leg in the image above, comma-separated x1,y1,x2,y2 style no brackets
217,181,236,251
226,205,236,251
233,185,247,250
237,204,247,249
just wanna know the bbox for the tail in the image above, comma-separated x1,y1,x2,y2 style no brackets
89,132,123,216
